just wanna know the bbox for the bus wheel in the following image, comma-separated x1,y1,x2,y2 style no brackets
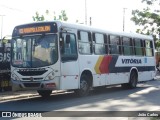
75,75,90,97
37,90,52,97
121,71,138,89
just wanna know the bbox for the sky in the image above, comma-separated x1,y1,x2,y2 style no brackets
0,0,144,39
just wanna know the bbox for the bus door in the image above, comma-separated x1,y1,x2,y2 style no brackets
60,30,79,90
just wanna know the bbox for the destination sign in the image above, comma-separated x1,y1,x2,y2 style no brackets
19,26,51,34
12,22,58,36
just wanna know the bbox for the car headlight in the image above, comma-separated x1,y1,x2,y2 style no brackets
11,73,20,81
45,72,55,80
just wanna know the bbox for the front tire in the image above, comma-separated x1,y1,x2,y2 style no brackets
75,75,90,97
37,90,52,97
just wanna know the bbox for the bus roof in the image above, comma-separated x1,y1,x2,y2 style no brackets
13,20,153,41
58,21,153,41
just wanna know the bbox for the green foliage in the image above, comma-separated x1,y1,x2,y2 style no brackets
59,10,68,21
131,0,160,49
142,0,157,5
32,12,45,21
32,10,68,22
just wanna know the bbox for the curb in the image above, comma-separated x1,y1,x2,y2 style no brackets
0,91,38,101
0,90,66,101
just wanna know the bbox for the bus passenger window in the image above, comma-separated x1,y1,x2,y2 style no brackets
145,40,153,56
122,37,133,55
134,39,143,56
78,31,92,54
94,33,106,55
109,35,120,54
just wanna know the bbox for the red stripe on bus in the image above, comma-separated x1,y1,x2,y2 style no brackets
99,55,112,73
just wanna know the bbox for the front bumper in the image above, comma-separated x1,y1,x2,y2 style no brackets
11,77,60,91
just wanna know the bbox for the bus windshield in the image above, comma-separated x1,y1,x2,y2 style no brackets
12,34,58,68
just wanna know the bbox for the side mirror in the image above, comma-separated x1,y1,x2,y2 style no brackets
66,35,70,44
60,37,64,54
59,33,63,46
0,41,2,47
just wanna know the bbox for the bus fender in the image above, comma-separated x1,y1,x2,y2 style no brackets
129,67,138,82
79,69,93,88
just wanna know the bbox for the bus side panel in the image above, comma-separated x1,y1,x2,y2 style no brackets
60,76,79,90
107,73,129,85
138,71,155,82
139,56,156,81
79,55,103,87
93,74,106,87
79,55,130,87
106,55,129,85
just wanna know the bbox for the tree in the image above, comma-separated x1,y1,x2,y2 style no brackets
58,10,68,21
32,12,45,21
32,10,68,22
131,0,160,49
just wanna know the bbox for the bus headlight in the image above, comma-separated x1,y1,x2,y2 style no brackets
11,73,20,81
45,72,55,80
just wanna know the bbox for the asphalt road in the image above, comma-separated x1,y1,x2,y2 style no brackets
0,79,160,119
0,80,160,119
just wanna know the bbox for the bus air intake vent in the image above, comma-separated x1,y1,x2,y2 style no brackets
18,70,47,76
23,83,40,87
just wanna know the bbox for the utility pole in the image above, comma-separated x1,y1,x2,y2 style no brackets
0,15,5,39
85,0,87,25
123,8,127,32
90,17,92,26
0,15,5,92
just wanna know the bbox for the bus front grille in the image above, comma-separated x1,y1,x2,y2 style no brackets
22,78,43,81
18,70,47,76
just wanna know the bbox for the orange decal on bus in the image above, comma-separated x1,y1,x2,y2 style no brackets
94,56,104,74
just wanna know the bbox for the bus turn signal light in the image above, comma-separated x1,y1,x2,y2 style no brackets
45,83,56,88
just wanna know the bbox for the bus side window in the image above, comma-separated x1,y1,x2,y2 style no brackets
145,40,153,56
78,30,92,54
134,38,143,56
93,33,106,55
109,35,120,55
122,37,133,56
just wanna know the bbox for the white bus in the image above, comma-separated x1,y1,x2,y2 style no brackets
11,21,156,97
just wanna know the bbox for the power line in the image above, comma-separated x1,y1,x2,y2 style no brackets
123,8,127,32
85,0,87,25
0,15,5,39
0,4,26,13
